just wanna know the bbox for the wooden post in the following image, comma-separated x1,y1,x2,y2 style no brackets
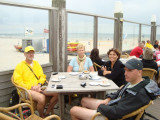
49,9,58,72
93,16,98,49
138,24,141,43
150,22,156,45
51,0,67,72
114,13,123,53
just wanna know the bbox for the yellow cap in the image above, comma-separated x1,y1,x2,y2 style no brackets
24,46,35,52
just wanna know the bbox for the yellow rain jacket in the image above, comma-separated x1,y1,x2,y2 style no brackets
13,60,46,90
145,43,154,49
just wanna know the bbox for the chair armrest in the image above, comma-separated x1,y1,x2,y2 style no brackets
91,112,108,120
93,62,101,68
0,103,35,120
0,103,34,114
11,76,33,104
0,104,22,120
43,81,49,87
43,115,61,120
0,112,17,120
46,81,49,84
91,101,152,120
121,100,153,119
16,85,33,104
125,53,130,58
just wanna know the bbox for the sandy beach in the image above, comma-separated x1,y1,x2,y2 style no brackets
0,37,138,71
0,37,49,71
68,37,139,52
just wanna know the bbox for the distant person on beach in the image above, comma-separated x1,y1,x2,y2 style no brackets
142,40,145,45
142,40,146,49
145,40,154,50
13,46,58,118
90,48,104,71
154,40,159,50
67,43,94,72
130,42,144,58
98,48,126,87
70,58,159,120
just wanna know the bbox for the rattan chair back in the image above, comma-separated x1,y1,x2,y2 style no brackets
121,53,130,59
11,76,36,111
93,62,101,71
11,76,51,113
142,68,157,80
0,103,61,120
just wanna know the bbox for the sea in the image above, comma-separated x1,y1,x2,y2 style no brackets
0,33,156,41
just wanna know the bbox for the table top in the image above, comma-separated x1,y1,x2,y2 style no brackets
46,72,119,93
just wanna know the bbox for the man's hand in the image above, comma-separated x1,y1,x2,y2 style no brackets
31,84,42,92
104,98,111,105
96,98,111,108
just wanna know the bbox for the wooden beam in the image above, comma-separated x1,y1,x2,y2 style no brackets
93,16,98,48
51,0,67,72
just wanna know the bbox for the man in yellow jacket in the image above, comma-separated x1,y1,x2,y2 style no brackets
145,40,154,50
13,46,58,118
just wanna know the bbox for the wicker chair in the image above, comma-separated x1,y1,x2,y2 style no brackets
11,76,52,113
142,68,157,80
120,55,128,59
120,53,130,59
125,53,130,58
91,101,152,120
93,62,101,71
0,103,61,120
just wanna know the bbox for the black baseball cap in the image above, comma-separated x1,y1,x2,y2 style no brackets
122,58,143,70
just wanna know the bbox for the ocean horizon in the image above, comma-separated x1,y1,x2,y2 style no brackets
0,33,153,41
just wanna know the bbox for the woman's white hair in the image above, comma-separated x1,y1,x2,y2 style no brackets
76,43,85,50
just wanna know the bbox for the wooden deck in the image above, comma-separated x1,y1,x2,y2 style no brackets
144,97,160,120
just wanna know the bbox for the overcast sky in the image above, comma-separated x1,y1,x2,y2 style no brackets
66,0,160,24
0,0,160,34
1,0,160,24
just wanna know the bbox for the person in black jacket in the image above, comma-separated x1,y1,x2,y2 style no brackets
154,40,159,50
141,47,159,78
98,48,126,87
70,59,159,120
90,48,104,71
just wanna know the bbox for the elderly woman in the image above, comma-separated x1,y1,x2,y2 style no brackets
98,48,126,87
67,43,94,72
141,47,158,75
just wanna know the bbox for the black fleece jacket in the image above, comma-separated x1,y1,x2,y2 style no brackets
98,59,126,87
97,77,157,120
